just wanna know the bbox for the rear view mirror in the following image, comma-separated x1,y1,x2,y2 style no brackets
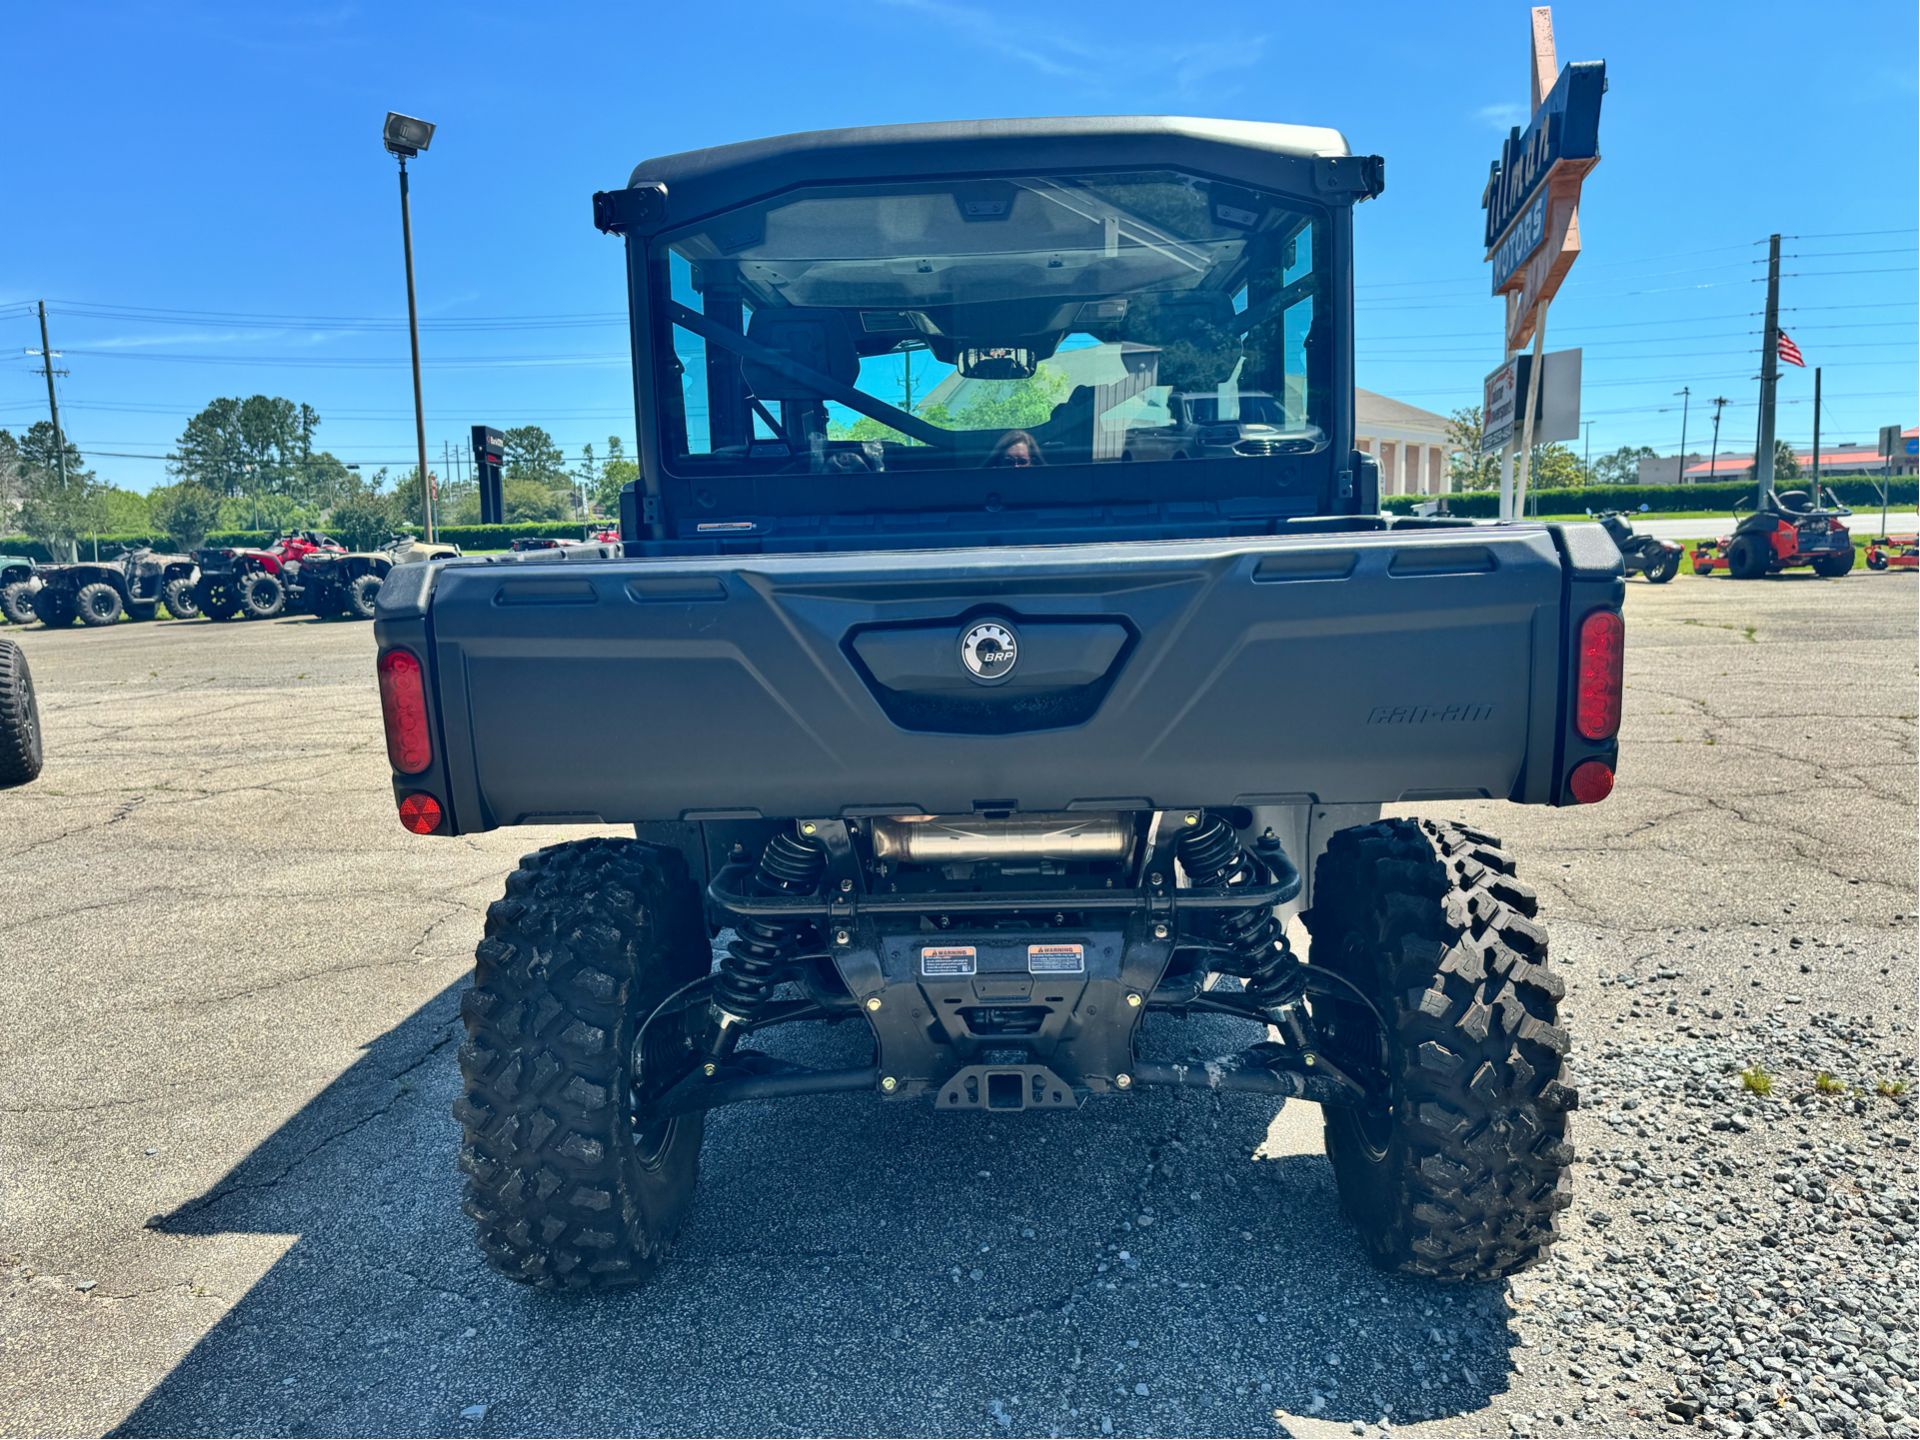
957,347,1039,380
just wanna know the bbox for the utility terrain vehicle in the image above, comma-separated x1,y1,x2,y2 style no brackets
1,554,37,625
294,534,462,621
1593,508,1680,583
1691,489,1853,579
373,117,1620,1292
33,544,199,627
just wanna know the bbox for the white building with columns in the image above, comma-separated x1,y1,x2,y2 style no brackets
1356,388,1459,497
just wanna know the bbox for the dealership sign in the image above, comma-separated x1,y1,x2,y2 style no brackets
1483,349,1584,452
1481,60,1606,255
1482,9,1606,350
1489,191,1549,295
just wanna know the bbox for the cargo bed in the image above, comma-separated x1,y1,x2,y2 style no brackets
373,523,1622,833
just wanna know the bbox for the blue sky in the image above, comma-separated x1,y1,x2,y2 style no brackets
3,0,1913,493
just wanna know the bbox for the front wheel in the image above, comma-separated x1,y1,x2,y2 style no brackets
455,838,712,1290
1304,819,1575,1281
237,571,286,619
161,577,201,620
1867,551,1890,572
346,572,382,620
1645,551,1679,584
75,582,124,627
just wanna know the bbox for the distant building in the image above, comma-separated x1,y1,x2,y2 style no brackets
1638,454,1704,486
1676,427,1917,482
1355,389,1459,496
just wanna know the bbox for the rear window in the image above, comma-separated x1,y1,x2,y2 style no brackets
652,171,1329,481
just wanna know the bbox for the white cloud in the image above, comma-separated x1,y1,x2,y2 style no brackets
1475,101,1528,132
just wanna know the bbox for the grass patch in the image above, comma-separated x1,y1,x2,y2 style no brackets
1813,1071,1848,1095
1740,1064,1774,1097
1876,1077,1909,1099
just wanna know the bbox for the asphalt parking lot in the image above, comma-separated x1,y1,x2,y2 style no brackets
1,575,1915,1439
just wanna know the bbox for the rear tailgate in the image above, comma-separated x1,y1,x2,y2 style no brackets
375,526,1620,831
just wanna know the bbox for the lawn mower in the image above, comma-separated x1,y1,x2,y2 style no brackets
1691,489,1854,579
1865,535,1917,572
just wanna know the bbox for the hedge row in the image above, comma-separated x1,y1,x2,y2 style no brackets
1383,477,1918,519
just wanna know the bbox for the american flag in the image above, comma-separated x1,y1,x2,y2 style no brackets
1777,331,1806,367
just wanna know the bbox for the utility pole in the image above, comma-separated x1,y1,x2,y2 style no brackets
1674,386,1691,485
1810,367,1822,508
1708,396,1729,482
30,302,76,561
1753,233,1783,502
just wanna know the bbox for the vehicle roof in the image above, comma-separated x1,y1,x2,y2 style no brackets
628,115,1352,189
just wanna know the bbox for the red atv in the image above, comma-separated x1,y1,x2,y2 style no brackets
1692,489,1854,579
192,531,347,621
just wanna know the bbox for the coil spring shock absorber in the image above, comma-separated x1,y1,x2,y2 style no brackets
1174,812,1304,1008
708,828,828,1061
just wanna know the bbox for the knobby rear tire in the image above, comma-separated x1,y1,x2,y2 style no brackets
1304,818,1575,1281
455,837,712,1290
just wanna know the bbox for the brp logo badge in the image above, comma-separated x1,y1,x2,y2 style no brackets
959,620,1019,685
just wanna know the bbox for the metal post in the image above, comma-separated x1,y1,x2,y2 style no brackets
34,302,78,562
397,156,434,541
1709,397,1728,482
1810,367,1822,509
1514,299,1550,518
1754,233,1782,503
1674,386,1690,485
1583,419,1594,485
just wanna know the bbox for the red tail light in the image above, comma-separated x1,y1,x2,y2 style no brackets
1575,609,1624,741
378,648,432,774
1568,759,1614,805
397,792,444,834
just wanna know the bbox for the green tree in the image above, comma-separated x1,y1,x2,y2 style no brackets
171,395,304,497
98,486,153,534
1526,442,1583,491
15,421,104,559
503,478,571,522
1773,439,1802,481
502,426,567,488
147,481,225,549
827,367,1068,447
1445,406,1499,491
596,435,639,515
1591,444,1656,487
0,429,22,525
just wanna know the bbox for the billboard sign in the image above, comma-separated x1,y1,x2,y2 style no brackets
1483,349,1584,452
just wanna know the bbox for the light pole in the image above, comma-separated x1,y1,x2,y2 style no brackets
384,112,437,541
1582,419,1595,485
1673,386,1691,486
1707,396,1729,482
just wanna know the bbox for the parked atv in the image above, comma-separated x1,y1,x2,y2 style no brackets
1691,489,1854,579
1593,507,1680,583
1865,534,1917,572
0,635,43,786
33,544,200,627
0,553,38,625
377,117,1609,1292
192,531,345,621
295,533,462,620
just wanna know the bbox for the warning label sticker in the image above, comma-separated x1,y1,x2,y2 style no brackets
1027,943,1086,975
920,945,978,977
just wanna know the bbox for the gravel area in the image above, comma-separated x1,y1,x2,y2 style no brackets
0,572,1914,1438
